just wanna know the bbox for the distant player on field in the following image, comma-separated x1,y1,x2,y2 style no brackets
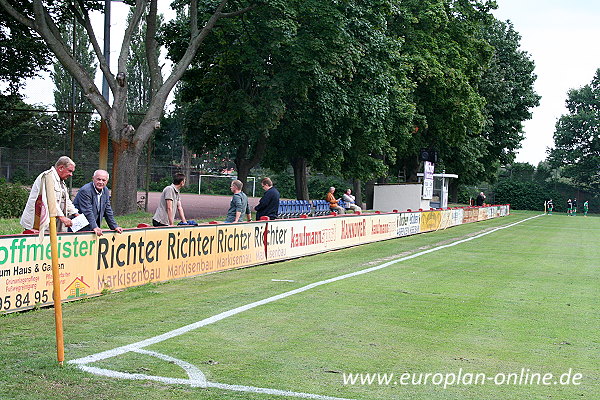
546,199,553,215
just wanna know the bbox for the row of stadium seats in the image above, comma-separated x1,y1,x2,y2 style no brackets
311,200,331,216
276,199,362,219
277,200,312,219
278,199,342,219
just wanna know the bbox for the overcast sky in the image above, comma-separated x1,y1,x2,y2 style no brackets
493,0,600,165
18,1,600,166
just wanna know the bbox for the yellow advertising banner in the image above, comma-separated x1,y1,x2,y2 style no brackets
438,210,454,230
420,210,442,232
213,223,256,270
0,206,509,313
0,233,96,312
161,225,220,277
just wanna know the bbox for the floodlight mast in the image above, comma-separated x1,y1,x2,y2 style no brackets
99,0,111,171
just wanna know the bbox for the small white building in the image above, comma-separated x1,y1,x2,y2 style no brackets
372,173,458,212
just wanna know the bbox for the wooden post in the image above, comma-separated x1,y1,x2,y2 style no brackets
44,174,65,365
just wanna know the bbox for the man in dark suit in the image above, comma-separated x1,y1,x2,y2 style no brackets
73,170,123,236
255,177,280,220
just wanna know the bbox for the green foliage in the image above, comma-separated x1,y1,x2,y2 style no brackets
163,0,539,197
391,0,492,182
269,170,350,200
0,179,28,218
499,162,536,182
148,177,172,192
475,20,540,182
389,1,539,185
0,94,64,150
548,68,600,192
9,167,36,185
493,179,561,211
167,1,288,182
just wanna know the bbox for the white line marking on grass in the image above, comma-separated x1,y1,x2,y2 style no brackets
69,214,541,399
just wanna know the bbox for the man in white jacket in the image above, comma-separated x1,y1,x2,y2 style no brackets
20,156,79,233
342,188,362,212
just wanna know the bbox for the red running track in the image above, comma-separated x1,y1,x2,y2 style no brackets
137,192,260,221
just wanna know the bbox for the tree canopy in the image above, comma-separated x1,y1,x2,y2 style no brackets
173,0,539,198
548,68,600,191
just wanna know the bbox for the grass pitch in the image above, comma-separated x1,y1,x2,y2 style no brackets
1,210,598,399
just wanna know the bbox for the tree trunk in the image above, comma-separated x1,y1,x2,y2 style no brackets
365,180,375,210
292,157,309,200
111,139,143,215
353,178,363,209
181,145,192,184
234,130,269,196
235,163,251,195
403,156,420,182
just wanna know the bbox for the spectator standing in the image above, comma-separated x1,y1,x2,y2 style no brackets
475,191,486,207
255,177,280,220
341,189,361,212
152,173,188,226
225,179,251,223
326,187,345,214
73,170,123,236
20,156,78,232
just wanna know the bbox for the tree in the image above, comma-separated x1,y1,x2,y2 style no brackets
387,0,494,182
169,1,286,190
476,19,540,181
385,0,539,193
548,69,600,192
0,0,255,214
264,0,377,199
328,0,415,205
52,19,97,151
173,0,389,199
503,162,535,181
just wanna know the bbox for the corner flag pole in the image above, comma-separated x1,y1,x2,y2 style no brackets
44,173,65,365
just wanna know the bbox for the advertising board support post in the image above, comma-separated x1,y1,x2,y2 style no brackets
44,173,65,366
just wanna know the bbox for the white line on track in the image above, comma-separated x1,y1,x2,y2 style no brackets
69,214,542,400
